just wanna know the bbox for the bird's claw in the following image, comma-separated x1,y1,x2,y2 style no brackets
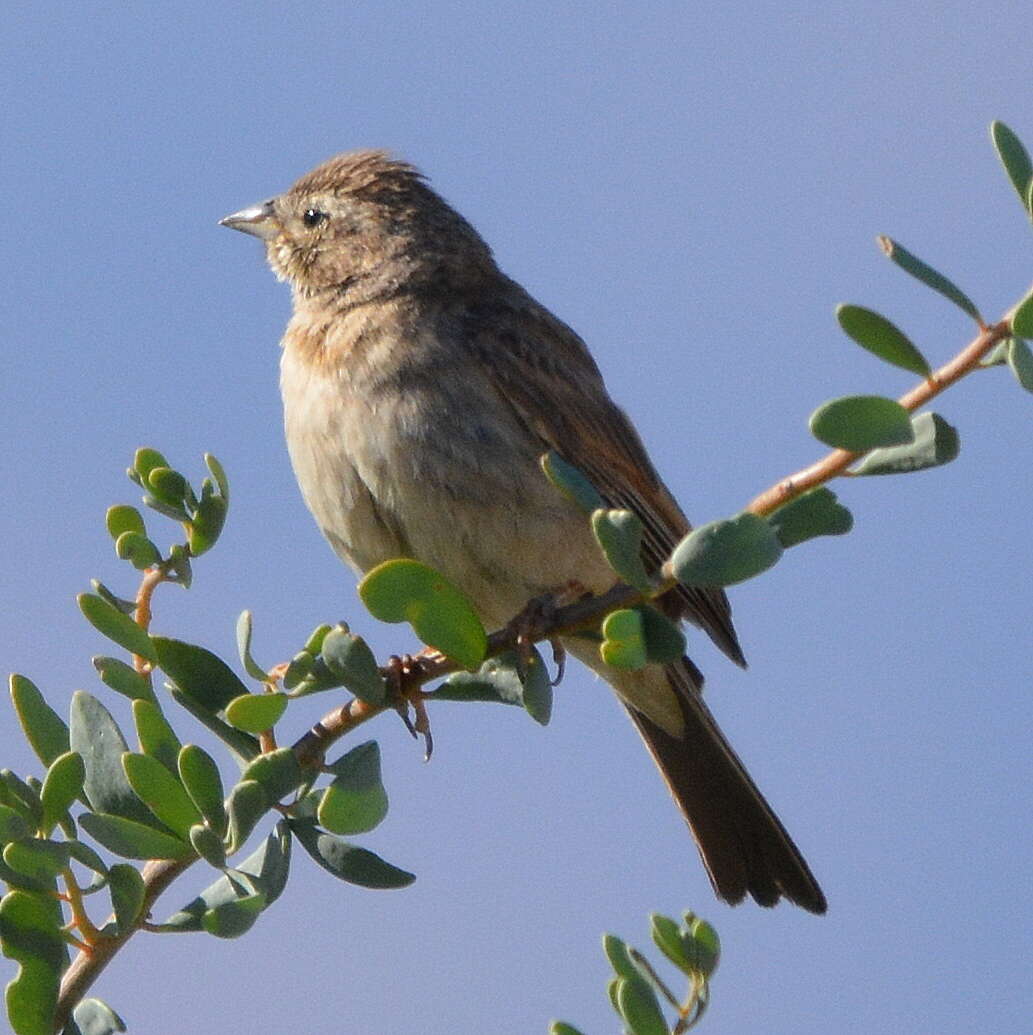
384,653,434,761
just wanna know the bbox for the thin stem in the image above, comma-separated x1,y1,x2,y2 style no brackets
746,318,1012,516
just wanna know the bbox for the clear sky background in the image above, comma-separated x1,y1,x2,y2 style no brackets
3,3,1031,1033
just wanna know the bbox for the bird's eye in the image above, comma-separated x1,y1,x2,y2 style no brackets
303,208,328,228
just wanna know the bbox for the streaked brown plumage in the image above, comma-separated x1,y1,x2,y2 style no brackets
221,151,826,913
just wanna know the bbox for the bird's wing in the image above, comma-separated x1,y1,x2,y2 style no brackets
457,283,745,665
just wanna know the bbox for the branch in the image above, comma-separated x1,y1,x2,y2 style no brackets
746,318,1012,516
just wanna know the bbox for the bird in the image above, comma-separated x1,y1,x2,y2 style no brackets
220,150,826,913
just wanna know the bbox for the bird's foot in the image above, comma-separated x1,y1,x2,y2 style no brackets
503,582,586,682
384,653,434,761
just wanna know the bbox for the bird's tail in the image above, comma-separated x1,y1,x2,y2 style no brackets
565,640,826,913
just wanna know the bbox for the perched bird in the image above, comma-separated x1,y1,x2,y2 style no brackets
221,151,826,913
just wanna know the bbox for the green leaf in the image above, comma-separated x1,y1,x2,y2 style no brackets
852,412,960,475
241,748,303,805
318,742,389,835
178,745,227,838
66,840,108,877
289,819,415,889
540,450,604,513
106,864,145,933
0,890,65,1035
1012,289,1033,338
549,1025,587,1035
132,699,181,775
3,841,71,883
114,531,162,571
89,580,137,615
876,237,983,324
92,657,156,704
991,120,1033,213
650,912,693,975
147,467,189,509
225,780,268,853
162,822,290,932
235,611,269,681
78,813,192,861
638,607,687,664
591,509,652,592
318,627,387,704
122,753,201,839
980,338,1012,367
600,609,647,669
169,689,259,766
71,998,127,1035
105,505,146,540
40,752,85,836
1007,335,1033,392
201,883,266,938
9,675,70,767
69,692,158,826
204,453,229,502
603,934,643,981
615,976,668,1035
282,651,316,691
167,544,193,587
836,304,931,376
436,648,552,724
671,513,783,587
0,772,43,828
358,559,487,670
152,637,249,713
188,494,227,556
0,805,30,843
809,395,914,451
129,447,169,487
225,693,289,734
768,487,853,547
518,648,552,725
77,594,156,663
682,912,721,977
189,823,227,869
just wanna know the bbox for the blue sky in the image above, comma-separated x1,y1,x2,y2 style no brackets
3,3,1031,1032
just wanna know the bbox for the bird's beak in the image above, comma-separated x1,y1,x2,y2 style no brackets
219,199,279,240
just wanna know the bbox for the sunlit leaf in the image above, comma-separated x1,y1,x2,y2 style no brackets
852,412,959,475
188,494,227,556
3,841,71,883
162,822,291,932
836,304,931,375
240,748,303,804
189,823,227,869
107,864,145,933
225,780,267,853
178,745,227,838
92,657,156,705
809,395,913,451
9,675,69,768
318,742,389,836
0,890,64,1035
131,700,181,775
225,693,289,734
77,594,156,663
69,692,158,827
359,559,487,670
876,237,983,324
114,531,161,571
105,505,146,540
71,997,126,1035
289,819,415,889
671,514,783,587
318,628,386,704
235,611,268,681
600,609,647,669
152,637,249,713
991,120,1033,213
768,488,853,547
591,510,652,592
40,752,85,836
122,753,201,839
78,813,192,861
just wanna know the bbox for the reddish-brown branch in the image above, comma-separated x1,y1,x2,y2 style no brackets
746,319,1012,516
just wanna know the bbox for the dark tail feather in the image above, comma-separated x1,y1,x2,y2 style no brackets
627,659,827,914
